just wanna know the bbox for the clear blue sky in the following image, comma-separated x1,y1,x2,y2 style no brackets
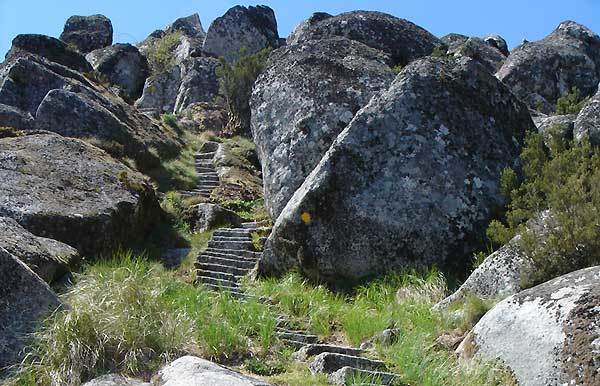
2,0,600,58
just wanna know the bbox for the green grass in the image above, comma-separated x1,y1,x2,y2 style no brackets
9,253,278,386
246,271,514,386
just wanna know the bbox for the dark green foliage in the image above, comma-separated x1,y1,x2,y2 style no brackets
244,358,286,376
145,32,182,74
555,87,590,115
486,127,600,285
216,48,271,136
0,126,23,138
162,113,178,129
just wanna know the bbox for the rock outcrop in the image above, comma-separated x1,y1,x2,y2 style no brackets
258,57,535,284
155,356,271,385
5,34,92,73
203,5,280,62
484,35,509,56
86,43,149,101
459,266,600,386
440,33,469,51
287,11,442,66
0,216,78,283
173,57,220,113
251,37,395,218
166,13,205,39
0,133,161,256
497,21,600,113
134,65,181,113
574,85,600,145
60,14,113,53
0,247,61,371
0,52,181,168
448,37,506,73
185,203,243,232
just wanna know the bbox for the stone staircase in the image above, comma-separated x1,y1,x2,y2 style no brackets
195,223,401,385
179,141,221,199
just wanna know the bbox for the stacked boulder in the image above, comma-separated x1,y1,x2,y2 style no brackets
60,14,113,53
252,11,535,284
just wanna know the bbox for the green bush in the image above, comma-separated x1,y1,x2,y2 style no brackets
216,48,271,136
555,87,590,115
145,32,182,74
486,128,600,285
162,114,178,129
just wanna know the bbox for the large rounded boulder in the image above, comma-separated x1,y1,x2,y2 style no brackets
251,37,395,219
459,266,600,386
0,132,161,256
497,21,600,113
86,43,150,101
287,11,442,66
258,57,535,284
5,34,92,73
60,14,113,53
203,5,280,62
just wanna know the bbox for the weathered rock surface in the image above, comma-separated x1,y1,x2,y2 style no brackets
135,65,181,113
5,34,92,72
60,14,113,53
203,5,280,62
535,113,576,140
0,54,181,167
0,247,61,371
185,203,243,232
0,216,78,283
86,43,149,101
155,356,271,385
259,57,535,284
173,57,220,113
459,266,600,386
82,374,149,386
0,103,34,129
166,13,205,39
287,11,442,66
574,85,600,145
448,37,506,73
0,133,161,256
440,33,469,51
485,35,509,56
251,37,395,218
497,21,600,113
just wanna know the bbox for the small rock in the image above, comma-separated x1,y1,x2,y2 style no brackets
155,356,272,385
185,203,243,232
82,374,150,386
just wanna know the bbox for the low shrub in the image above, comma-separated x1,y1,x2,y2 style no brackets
555,87,590,115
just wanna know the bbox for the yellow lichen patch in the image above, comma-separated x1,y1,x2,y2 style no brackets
301,211,312,224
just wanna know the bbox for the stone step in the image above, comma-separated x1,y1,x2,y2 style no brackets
328,367,400,386
194,152,216,160
197,262,252,276
200,282,247,298
197,172,219,177
200,254,258,269
213,228,254,237
198,269,243,283
197,275,240,289
179,191,210,197
204,248,261,260
277,329,319,346
212,236,251,242
196,167,215,173
208,240,254,250
309,353,387,375
293,344,365,361
197,178,220,184
241,222,261,229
